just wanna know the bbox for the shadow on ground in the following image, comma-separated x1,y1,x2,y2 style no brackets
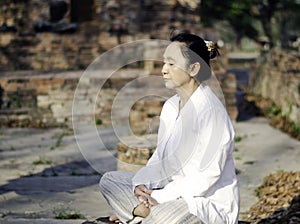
0,156,118,196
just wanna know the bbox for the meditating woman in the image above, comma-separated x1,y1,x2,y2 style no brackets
95,32,240,224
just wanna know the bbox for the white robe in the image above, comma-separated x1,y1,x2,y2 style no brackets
132,84,240,224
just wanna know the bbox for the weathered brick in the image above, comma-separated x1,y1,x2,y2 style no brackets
144,100,164,107
37,95,52,109
117,142,128,153
117,134,157,171
118,152,134,164
134,157,149,165
130,110,145,122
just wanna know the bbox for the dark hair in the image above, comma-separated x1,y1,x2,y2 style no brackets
170,32,219,81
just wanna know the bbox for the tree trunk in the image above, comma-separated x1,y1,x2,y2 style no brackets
280,12,289,48
261,17,273,48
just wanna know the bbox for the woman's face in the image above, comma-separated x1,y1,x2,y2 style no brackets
161,42,192,90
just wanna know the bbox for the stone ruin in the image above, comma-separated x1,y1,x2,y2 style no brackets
0,0,238,171
0,0,213,71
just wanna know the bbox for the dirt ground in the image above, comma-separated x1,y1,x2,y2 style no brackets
0,116,299,223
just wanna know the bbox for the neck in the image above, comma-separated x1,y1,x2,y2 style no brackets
176,80,199,108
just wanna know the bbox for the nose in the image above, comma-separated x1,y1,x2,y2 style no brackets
161,63,168,76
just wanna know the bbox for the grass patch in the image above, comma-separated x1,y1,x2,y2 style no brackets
234,134,248,143
32,156,52,165
276,169,284,173
254,188,260,197
234,136,242,142
268,104,282,119
53,206,85,220
291,122,300,136
95,118,103,125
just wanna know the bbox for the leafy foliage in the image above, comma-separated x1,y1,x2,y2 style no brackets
199,0,300,47
53,206,85,220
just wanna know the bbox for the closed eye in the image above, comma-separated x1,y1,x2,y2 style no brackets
163,61,174,66
163,56,175,66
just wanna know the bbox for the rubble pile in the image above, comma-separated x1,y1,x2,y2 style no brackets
245,171,300,224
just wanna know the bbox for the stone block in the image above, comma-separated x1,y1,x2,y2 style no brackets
130,110,145,122
37,95,52,109
138,148,151,158
35,85,51,94
50,92,73,101
0,33,14,46
132,101,144,111
117,134,157,172
118,151,134,164
134,157,149,165
50,104,63,116
225,95,237,106
117,142,129,153
56,117,67,123
18,114,32,121
144,100,164,108
4,82,27,92
131,122,148,135
145,106,162,117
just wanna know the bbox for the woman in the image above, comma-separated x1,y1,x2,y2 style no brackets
94,33,239,224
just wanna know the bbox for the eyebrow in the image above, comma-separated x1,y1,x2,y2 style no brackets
163,56,175,61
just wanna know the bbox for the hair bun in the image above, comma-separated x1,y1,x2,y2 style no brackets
204,40,219,59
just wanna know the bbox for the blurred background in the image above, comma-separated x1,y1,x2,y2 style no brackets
0,1,299,223
0,0,299,71
0,0,299,130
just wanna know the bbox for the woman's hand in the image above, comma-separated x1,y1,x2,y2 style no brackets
134,185,150,199
134,185,158,207
145,196,158,207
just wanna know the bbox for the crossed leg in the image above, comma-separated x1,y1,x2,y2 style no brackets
99,171,202,224
99,171,141,223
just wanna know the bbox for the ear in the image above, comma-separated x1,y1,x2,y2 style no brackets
189,62,200,77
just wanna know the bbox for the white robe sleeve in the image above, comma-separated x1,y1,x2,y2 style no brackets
132,149,168,190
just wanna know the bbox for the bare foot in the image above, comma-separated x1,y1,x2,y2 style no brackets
133,203,150,218
109,214,120,223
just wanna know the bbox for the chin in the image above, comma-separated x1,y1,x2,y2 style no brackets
164,83,175,89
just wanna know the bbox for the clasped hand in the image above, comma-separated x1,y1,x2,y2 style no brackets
134,185,158,208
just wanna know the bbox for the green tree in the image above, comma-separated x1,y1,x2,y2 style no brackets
200,0,258,47
199,0,300,48
250,0,300,47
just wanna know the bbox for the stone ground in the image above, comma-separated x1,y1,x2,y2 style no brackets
0,117,299,224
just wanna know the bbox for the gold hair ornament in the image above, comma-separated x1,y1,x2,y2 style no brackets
204,40,220,58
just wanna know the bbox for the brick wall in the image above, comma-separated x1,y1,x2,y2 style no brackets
0,0,204,71
0,70,141,127
0,68,237,128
